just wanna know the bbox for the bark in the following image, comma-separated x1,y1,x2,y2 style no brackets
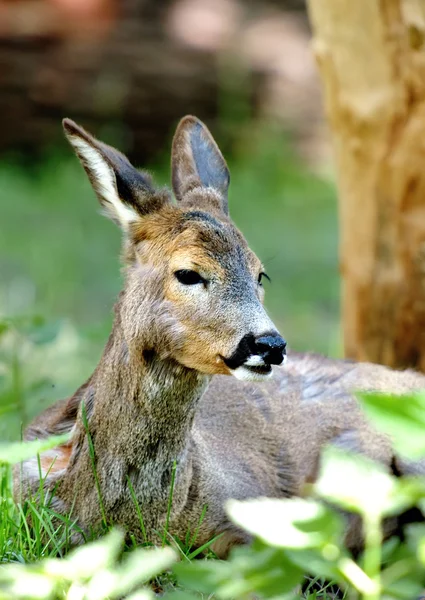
307,0,425,370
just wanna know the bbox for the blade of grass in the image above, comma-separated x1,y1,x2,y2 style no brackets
186,532,224,560
127,475,148,545
187,504,208,552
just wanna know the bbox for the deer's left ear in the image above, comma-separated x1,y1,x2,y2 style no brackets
171,116,230,215
63,119,167,230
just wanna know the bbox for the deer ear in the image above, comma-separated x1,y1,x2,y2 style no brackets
171,116,230,215
63,119,166,229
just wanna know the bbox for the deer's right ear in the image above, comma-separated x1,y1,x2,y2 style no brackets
171,116,230,215
63,119,166,230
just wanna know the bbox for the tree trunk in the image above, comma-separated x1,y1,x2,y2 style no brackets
307,0,425,371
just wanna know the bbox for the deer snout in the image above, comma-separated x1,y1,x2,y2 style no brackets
254,334,287,366
222,331,287,382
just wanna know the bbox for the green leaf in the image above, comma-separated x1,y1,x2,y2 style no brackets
161,593,199,600
314,447,403,518
0,434,70,465
47,529,125,579
0,530,175,600
86,545,176,600
228,545,304,597
126,592,155,600
388,477,425,515
380,531,425,599
358,391,425,460
174,545,304,599
226,497,343,549
173,560,232,595
417,535,425,567
286,548,343,583
0,568,55,599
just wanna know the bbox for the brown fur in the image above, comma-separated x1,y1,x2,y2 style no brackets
14,116,425,557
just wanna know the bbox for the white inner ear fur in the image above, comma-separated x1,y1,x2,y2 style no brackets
68,135,138,228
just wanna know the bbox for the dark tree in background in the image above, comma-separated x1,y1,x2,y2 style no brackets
0,0,326,164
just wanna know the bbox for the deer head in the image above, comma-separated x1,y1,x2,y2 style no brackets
63,116,286,381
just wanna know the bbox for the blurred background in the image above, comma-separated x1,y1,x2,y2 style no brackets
0,0,339,440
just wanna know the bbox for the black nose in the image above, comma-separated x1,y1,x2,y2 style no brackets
254,334,287,365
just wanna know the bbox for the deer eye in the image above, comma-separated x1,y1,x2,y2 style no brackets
175,270,206,286
258,272,270,286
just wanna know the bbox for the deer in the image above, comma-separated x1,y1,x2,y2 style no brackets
14,115,425,557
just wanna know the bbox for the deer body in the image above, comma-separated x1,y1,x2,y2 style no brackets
15,116,425,556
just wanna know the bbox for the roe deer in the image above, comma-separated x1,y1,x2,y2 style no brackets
15,116,425,557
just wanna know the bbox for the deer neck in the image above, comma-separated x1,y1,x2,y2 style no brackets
80,316,210,472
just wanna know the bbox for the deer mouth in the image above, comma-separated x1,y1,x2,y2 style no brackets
228,362,274,381
224,351,287,381
220,351,274,380
222,355,275,381
245,363,272,376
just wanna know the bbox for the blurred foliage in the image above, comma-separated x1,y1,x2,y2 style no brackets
0,123,338,438
0,315,93,441
0,527,175,600
359,391,425,461
2,389,425,598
